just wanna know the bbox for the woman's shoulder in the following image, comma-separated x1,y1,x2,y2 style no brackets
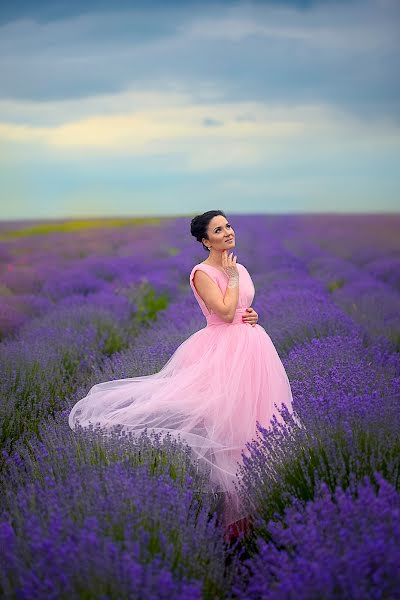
190,262,218,278
191,260,244,269
191,262,243,273
192,261,244,268
190,262,245,284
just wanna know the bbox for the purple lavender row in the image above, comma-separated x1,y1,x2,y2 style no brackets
285,235,400,349
0,214,398,597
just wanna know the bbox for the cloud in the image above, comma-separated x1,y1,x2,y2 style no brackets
0,92,307,172
0,0,399,218
0,87,398,175
180,0,400,51
0,1,358,28
202,117,224,127
0,0,398,122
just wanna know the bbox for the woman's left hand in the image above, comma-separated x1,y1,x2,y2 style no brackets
242,307,258,327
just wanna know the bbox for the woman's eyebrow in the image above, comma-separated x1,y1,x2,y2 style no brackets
214,223,229,231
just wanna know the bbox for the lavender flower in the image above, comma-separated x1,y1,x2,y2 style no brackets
233,472,400,599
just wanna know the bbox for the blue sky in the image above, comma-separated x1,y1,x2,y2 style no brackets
0,0,399,219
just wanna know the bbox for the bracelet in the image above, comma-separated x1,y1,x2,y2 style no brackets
227,274,239,288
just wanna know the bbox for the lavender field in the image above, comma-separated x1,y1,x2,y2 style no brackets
0,214,399,599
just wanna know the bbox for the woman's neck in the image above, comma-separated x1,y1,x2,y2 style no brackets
203,250,226,267
202,256,223,268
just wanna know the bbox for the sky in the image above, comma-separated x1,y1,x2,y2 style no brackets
0,0,399,220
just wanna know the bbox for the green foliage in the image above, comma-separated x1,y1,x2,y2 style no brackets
166,246,180,256
327,277,346,292
241,421,400,555
393,332,400,353
132,282,169,326
0,284,13,296
0,217,163,239
92,317,129,356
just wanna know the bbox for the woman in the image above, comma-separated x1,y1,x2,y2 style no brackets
68,210,295,538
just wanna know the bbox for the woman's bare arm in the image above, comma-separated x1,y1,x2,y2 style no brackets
193,252,239,322
193,270,239,322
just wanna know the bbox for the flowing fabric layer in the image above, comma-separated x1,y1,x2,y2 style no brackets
69,315,294,527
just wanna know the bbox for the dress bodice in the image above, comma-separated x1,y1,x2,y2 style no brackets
189,262,255,326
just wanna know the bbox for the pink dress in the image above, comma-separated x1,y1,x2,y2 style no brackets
68,262,294,527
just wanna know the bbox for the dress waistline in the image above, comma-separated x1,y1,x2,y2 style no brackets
206,307,248,326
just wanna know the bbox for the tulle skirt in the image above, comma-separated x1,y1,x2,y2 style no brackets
68,319,294,527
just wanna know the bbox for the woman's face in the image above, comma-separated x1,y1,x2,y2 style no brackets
203,216,235,251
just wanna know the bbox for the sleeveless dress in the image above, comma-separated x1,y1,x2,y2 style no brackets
68,262,295,527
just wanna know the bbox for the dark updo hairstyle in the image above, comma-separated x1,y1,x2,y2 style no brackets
190,210,227,252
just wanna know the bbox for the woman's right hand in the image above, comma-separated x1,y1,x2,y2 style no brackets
222,250,239,287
